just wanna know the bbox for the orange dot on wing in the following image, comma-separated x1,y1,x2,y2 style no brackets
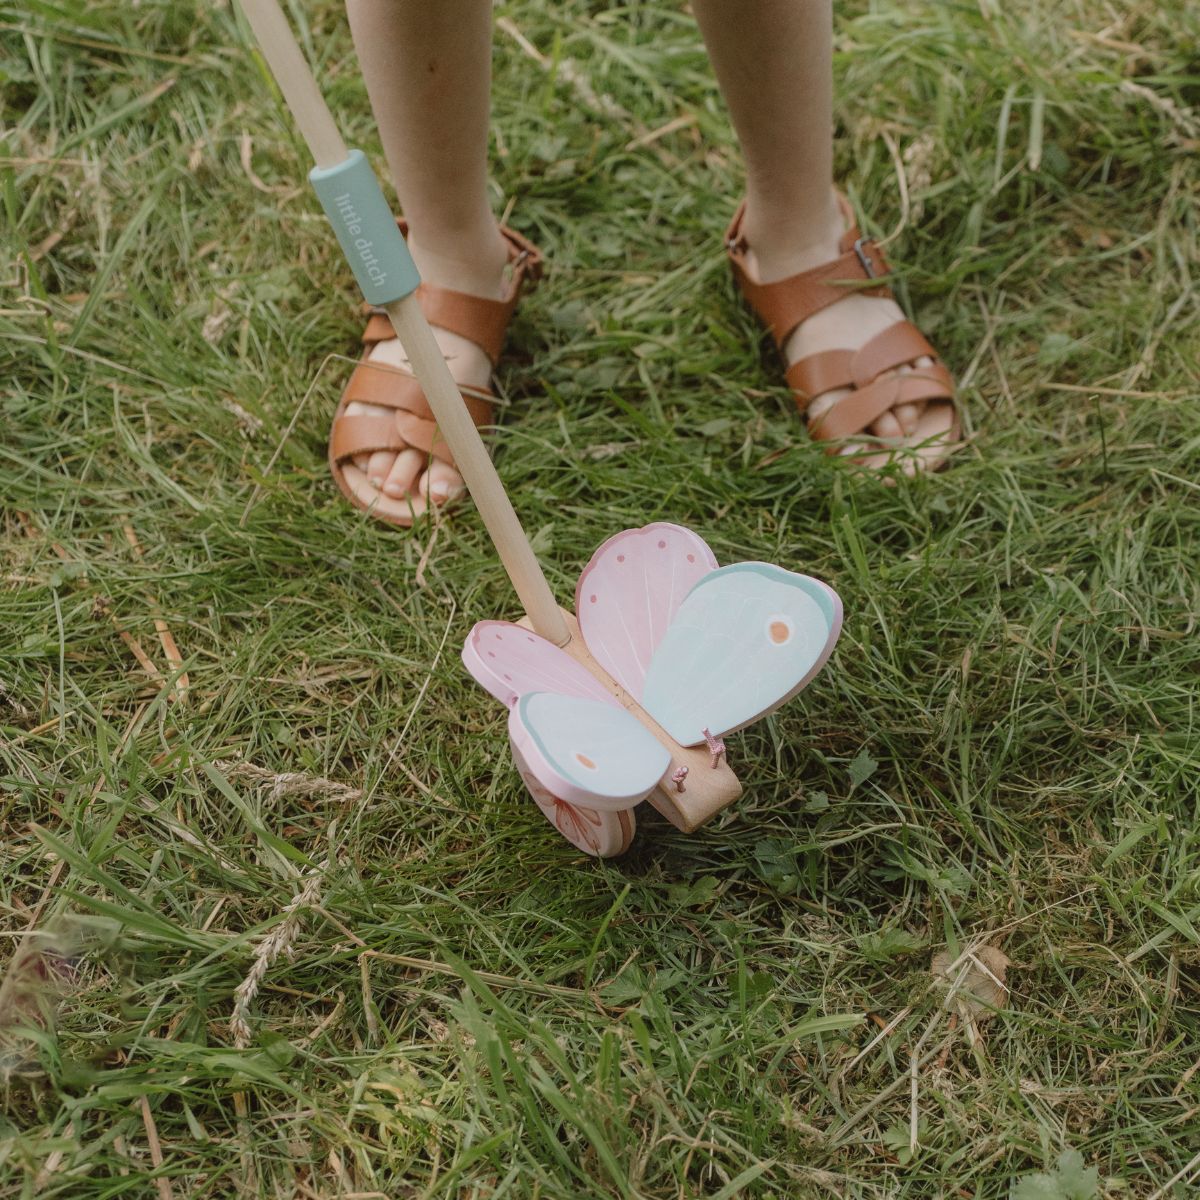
575,753,597,769
769,621,790,644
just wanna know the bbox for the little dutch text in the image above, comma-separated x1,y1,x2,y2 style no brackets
333,192,387,288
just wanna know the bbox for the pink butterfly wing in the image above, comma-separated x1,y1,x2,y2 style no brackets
462,620,615,709
511,741,636,858
575,523,718,699
463,622,650,857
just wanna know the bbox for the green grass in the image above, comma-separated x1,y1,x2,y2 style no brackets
2,0,1199,1195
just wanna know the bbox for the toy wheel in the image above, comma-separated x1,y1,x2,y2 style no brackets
512,745,635,858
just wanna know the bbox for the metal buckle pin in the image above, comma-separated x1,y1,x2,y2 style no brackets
853,237,878,279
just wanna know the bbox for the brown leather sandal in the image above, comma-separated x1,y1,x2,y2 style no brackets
328,221,543,527
726,196,960,469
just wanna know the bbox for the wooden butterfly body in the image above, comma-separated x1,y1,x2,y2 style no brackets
463,523,842,856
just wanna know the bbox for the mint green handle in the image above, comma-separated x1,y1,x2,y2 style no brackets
309,149,420,305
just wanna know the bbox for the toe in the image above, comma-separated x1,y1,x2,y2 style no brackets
343,403,372,475
890,402,925,437
366,449,398,489
421,461,467,506
871,409,904,440
891,356,935,436
382,448,424,499
341,401,399,483
805,388,837,431
908,401,960,473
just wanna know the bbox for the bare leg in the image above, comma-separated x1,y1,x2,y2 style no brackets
694,0,838,260
345,0,508,506
693,0,952,470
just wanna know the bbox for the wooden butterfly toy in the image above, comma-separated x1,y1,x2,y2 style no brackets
463,523,842,856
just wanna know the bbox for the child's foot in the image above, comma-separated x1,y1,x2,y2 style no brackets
728,192,959,474
329,223,543,527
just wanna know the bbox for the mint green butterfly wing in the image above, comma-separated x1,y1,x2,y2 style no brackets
639,563,842,746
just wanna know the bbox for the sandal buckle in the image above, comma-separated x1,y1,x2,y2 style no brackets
510,244,544,282
853,237,879,279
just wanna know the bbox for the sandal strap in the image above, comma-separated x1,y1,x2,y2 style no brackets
809,368,954,444
343,361,493,425
725,196,891,349
330,406,467,470
393,411,452,465
360,221,543,363
411,286,512,365
790,321,954,441
851,323,938,388
334,368,493,470
329,412,414,462
361,311,395,345
786,321,941,407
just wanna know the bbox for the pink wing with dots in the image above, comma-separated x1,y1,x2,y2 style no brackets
575,522,718,700
462,620,615,710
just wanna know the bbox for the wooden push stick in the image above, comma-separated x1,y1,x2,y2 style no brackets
237,0,569,647
382,299,569,645
237,0,347,170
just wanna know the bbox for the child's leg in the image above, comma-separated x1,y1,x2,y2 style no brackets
344,0,508,506
695,0,838,256
693,0,954,471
